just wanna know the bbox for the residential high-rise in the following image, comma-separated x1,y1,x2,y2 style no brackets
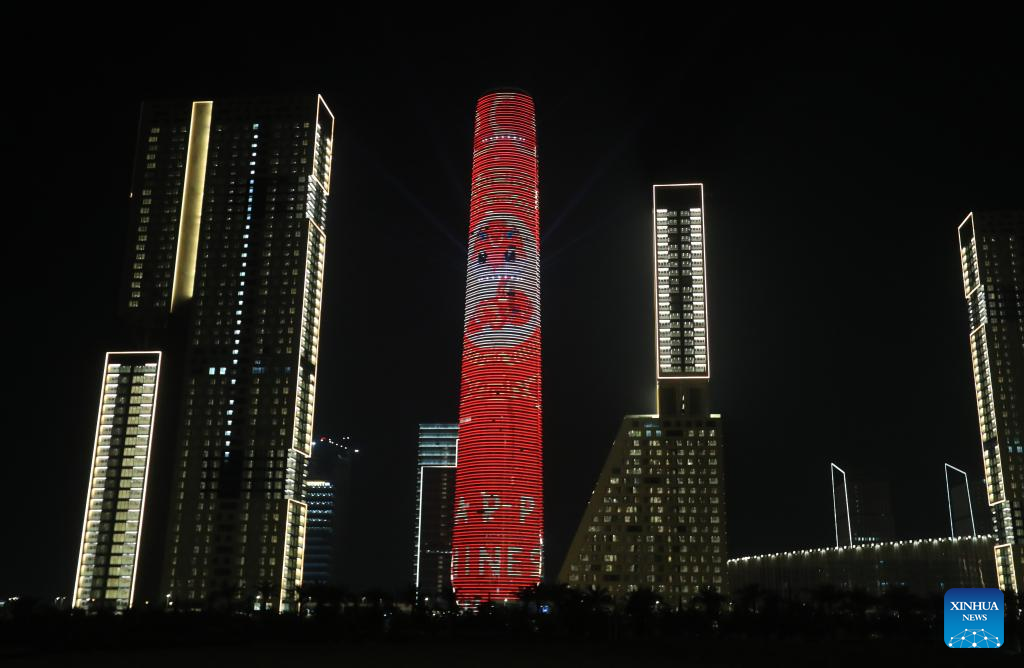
72,95,335,613
451,91,543,607
304,436,358,588
958,211,1024,593
414,423,458,604
560,183,728,602
72,352,161,611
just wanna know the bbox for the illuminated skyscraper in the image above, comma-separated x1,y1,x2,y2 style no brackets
72,95,334,613
451,91,543,606
414,423,458,603
72,352,161,611
958,211,1024,593
560,184,727,602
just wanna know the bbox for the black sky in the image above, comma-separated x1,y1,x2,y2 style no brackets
5,7,1023,598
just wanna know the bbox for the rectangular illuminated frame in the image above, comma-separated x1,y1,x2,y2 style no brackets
653,183,709,380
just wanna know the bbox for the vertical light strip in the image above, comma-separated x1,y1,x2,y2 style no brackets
72,353,116,609
170,101,212,313
281,95,334,612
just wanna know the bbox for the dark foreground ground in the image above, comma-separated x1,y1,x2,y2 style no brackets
3,586,1020,666
4,637,1021,666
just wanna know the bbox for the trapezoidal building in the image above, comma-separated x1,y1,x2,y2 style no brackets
559,184,728,603
451,91,543,607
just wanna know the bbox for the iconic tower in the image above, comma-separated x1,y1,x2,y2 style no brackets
72,95,334,613
958,211,1024,593
451,91,543,606
560,184,727,601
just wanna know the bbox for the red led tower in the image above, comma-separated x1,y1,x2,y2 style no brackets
451,91,542,606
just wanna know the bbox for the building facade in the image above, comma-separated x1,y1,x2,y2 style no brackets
559,184,727,603
729,536,997,598
73,95,335,613
414,423,458,603
451,91,544,606
72,352,162,611
302,480,336,587
958,211,1024,592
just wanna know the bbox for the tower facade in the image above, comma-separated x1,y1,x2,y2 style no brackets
958,211,1024,593
303,436,358,587
560,184,727,601
163,96,333,612
451,91,543,606
414,423,458,603
72,95,334,613
72,352,161,611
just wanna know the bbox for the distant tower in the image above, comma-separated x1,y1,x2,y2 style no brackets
451,91,543,607
414,424,458,604
958,211,1024,592
849,480,896,544
303,437,358,587
559,184,728,602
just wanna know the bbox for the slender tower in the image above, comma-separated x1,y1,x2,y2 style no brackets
451,91,543,606
958,211,1024,593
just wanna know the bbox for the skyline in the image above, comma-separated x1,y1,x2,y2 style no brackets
8,10,1024,600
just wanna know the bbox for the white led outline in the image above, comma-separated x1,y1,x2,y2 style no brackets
652,183,710,383
830,463,852,548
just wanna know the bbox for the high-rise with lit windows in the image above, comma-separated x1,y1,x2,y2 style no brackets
414,423,458,603
72,95,335,613
303,436,358,587
72,352,161,611
958,211,1024,593
559,184,727,602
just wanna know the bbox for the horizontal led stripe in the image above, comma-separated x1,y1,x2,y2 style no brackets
452,92,543,607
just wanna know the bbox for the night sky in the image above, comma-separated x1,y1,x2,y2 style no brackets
6,8,1023,599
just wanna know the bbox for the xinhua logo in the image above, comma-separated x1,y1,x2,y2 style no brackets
944,588,1003,648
